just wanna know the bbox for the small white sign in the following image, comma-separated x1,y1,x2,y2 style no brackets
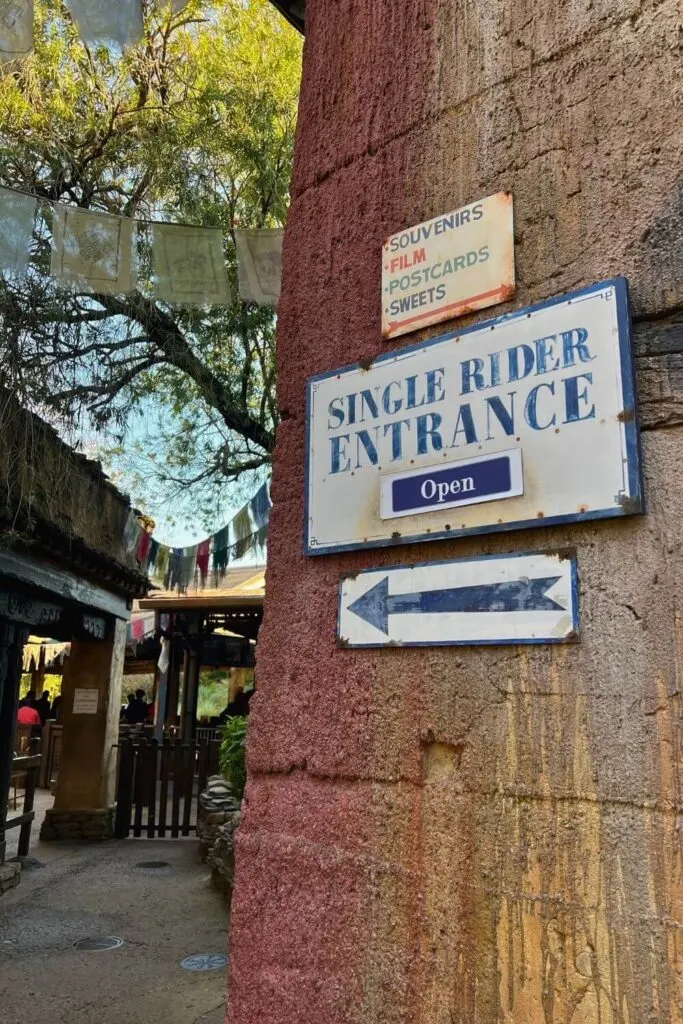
382,192,515,340
306,279,642,556
72,688,99,715
339,551,578,648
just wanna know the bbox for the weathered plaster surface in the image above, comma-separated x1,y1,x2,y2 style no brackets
0,389,145,588
228,1,682,1021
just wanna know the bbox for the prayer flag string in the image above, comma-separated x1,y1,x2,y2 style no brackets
125,480,272,592
0,184,281,309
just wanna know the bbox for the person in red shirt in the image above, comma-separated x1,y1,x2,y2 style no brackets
17,690,41,727
17,702,40,726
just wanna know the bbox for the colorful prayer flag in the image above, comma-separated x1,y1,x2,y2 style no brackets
196,539,211,585
212,526,230,580
249,481,271,530
0,0,32,61
232,504,253,560
123,510,142,555
157,637,170,673
136,529,152,568
148,538,160,572
66,0,144,48
235,228,283,306
151,223,229,306
51,205,135,294
166,548,182,589
179,545,197,590
0,187,36,273
155,544,170,583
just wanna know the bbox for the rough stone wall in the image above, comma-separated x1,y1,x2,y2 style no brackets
228,2,682,1022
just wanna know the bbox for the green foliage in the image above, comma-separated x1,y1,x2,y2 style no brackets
197,668,229,719
19,672,63,699
218,715,248,799
0,0,302,526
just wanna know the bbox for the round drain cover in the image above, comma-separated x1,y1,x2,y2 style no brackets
73,936,123,951
135,861,171,870
180,953,229,972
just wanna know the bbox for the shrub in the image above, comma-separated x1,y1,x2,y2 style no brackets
219,716,248,800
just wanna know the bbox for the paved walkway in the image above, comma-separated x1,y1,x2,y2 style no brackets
0,837,228,1023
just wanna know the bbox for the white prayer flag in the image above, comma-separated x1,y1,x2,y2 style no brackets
0,187,36,273
171,0,188,11
67,0,144,48
0,0,33,62
235,228,283,307
51,205,136,294
151,223,230,306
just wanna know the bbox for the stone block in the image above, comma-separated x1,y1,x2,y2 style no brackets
0,860,20,896
40,806,115,842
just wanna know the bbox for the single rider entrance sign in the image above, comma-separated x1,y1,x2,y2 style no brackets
305,278,642,556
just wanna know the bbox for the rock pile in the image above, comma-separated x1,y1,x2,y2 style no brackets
197,775,241,895
206,810,242,901
0,860,20,896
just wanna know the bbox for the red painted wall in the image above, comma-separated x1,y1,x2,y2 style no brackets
228,7,439,1020
228,1,682,1021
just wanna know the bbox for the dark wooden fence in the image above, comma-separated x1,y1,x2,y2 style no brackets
6,741,41,857
39,723,62,789
114,736,221,839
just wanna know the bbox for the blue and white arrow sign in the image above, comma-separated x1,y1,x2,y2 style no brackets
338,551,578,647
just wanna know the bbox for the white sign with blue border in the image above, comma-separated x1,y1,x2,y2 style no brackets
306,278,642,555
338,551,579,648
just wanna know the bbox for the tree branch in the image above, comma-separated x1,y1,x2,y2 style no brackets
88,291,275,454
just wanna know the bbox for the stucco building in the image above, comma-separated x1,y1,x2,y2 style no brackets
230,2,681,1022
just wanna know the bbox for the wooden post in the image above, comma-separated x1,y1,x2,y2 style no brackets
158,742,170,838
17,740,39,857
42,618,126,842
146,739,159,838
180,613,202,744
171,739,182,838
165,625,181,732
114,737,135,839
133,737,146,838
197,735,209,797
181,743,194,836
153,611,169,743
36,644,46,695
0,621,27,864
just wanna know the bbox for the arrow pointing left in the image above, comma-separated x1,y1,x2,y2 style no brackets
348,575,564,636
339,552,578,648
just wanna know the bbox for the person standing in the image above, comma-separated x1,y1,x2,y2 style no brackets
34,690,51,726
50,694,62,722
123,689,148,724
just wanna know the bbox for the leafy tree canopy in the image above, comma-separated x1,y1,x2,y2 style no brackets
0,0,301,529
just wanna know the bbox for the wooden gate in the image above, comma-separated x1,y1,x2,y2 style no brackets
114,736,221,839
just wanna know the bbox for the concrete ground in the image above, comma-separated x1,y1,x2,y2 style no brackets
0,836,228,1023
